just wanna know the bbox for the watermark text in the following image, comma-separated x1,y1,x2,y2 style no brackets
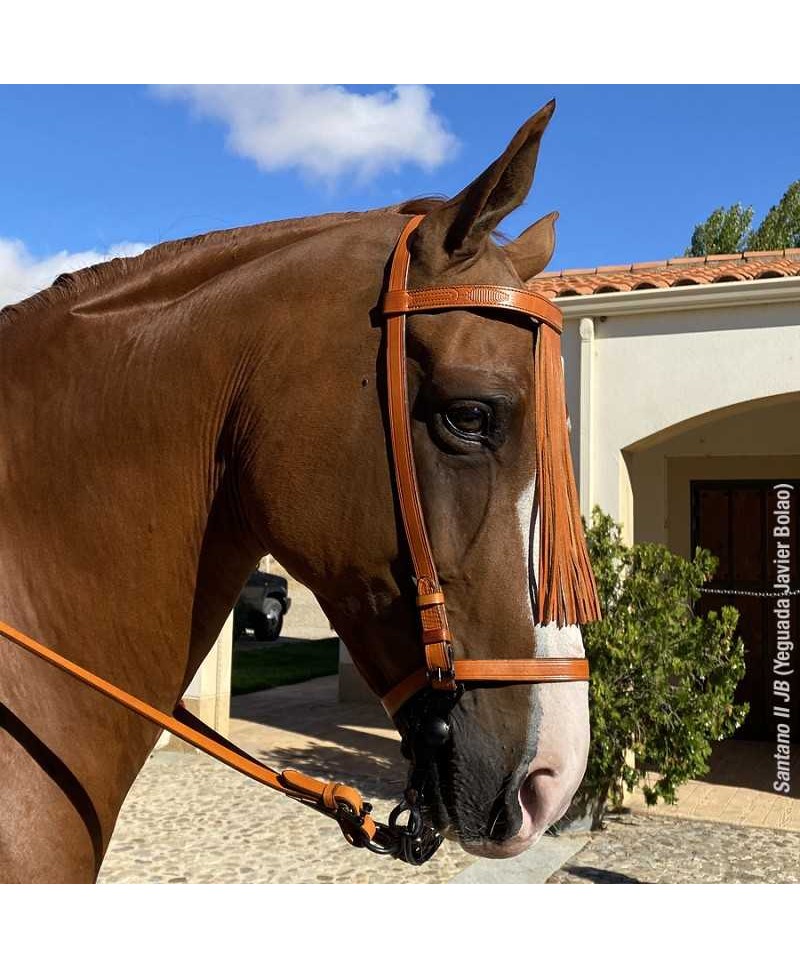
772,483,794,795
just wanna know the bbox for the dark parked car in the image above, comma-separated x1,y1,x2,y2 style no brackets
234,571,291,641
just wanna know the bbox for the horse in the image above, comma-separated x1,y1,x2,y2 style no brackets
0,100,594,882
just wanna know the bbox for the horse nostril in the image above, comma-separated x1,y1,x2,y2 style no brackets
486,795,512,842
486,777,523,843
519,768,568,833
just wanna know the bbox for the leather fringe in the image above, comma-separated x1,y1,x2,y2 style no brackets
534,323,602,627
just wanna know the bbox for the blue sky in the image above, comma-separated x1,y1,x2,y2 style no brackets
1,85,799,306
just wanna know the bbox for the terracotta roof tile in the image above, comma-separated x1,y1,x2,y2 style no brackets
528,248,800,297
667,255,707,266
703,252,740,263
742,249,786,259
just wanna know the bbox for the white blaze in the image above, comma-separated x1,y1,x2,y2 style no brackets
515,468,589,842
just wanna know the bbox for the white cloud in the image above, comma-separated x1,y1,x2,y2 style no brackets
156,84,458,181
0,238,150,310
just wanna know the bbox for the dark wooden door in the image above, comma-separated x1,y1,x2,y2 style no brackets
691,480,799,741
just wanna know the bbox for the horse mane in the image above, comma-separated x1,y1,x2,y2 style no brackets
396,196,446,215
1,200,440,324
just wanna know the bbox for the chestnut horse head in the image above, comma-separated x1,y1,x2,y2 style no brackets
0,101,591,881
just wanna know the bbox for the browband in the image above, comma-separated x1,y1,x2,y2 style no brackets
382,286,563,332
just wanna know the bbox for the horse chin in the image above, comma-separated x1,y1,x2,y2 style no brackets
445,822,545,860
459,834,542,860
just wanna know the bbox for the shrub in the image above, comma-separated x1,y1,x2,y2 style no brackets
574,507,748,827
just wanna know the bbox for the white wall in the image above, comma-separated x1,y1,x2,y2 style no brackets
560,283,800,536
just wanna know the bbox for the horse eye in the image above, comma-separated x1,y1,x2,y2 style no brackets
443,402,493,440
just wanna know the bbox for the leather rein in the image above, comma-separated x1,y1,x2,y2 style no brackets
0,214,597,867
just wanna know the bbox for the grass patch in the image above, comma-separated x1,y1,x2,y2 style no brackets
231,637,340,695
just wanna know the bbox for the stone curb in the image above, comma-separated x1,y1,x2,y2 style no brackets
449,833,589,884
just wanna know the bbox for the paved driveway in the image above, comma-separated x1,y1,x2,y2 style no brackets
548,813,800,883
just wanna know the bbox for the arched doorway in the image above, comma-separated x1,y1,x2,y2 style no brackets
624,392,800,742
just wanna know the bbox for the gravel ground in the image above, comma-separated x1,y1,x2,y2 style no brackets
547,813,800,884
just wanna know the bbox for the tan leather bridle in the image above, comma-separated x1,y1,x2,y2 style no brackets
378,214,597,718
0,214,600,866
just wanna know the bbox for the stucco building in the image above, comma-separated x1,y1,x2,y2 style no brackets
528,248,800,741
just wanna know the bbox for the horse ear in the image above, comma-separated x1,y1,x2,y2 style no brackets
504,211,559,281
411,100,555,272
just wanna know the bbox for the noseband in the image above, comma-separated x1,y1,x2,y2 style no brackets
0,214,600,868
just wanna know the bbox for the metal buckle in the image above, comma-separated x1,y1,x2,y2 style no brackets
328,799,374,849
427,642,457,689
429,665,457,691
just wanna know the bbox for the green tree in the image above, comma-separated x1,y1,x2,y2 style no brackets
685,203,753,256
746,180,800,250
686,180,800,256
571,508,748,828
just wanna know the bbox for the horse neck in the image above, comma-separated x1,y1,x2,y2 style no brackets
1,205,402,704
0,208,408,883
1,239,298,703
